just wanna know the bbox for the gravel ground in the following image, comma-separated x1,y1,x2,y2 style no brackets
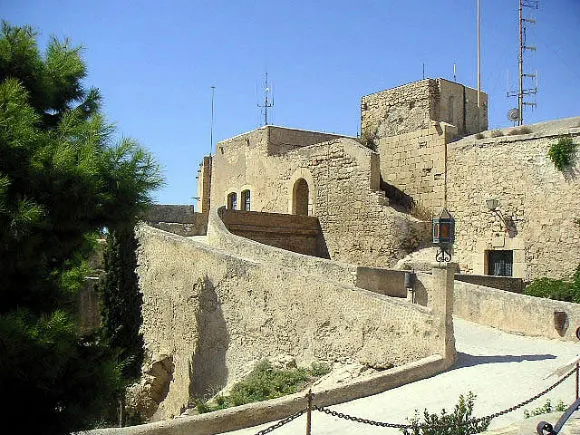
221,318,580,435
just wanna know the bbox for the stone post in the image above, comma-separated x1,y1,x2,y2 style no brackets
429,262,457,368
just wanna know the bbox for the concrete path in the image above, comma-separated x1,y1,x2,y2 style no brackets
221,318,580,435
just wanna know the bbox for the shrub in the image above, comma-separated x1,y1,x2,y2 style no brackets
490,129,504,138
475,133,484,140
509,126,532,135
548,136,577,171
524,264,580,303
192,359,331,413
524,399,566,418
401,393,491,435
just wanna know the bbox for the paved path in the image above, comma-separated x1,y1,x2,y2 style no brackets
221,318,580,435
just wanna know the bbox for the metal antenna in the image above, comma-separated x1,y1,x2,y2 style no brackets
210,86,215,155
508,0,539,125
257,72,274,126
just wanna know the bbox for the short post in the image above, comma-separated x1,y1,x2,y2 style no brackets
306,389,313,435
576,361,580,400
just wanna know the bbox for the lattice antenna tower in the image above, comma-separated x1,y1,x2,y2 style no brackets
257,72,274,126
508,0,539,126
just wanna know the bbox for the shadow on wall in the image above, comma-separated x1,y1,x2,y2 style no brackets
414,279,429,306
190,277,230,399
316,221,331,259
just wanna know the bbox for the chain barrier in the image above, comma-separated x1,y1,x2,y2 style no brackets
314,367,577,431
253,409,306,435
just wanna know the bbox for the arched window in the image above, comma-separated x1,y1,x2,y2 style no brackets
292,178,309,216
227,192,237,210
241,190,251,211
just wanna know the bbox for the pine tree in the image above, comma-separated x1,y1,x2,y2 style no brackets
0,22,162,434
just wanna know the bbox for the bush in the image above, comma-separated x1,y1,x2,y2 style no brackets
192,360,330,413
524,399,566,418
548,136,577,171
524,265,580,303
508,126,532,135
401,393,491,435
490,129,504,138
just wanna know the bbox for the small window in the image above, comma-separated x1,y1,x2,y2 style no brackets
241,190,251,211
487,250,513,277
227,192,237,210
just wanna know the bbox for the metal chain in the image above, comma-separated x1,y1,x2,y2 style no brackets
314,367,577,430
253,409,306,435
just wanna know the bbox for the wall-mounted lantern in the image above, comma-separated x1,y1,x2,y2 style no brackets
485,198,514,234
433,208,455,262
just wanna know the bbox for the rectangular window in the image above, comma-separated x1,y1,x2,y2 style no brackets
227,192,237,210
487,250,513,277
241,190,251,211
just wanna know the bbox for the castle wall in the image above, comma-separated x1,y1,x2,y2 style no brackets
220,209,325,257
135,224,452,420
376,123,456,214
447,122,580,280
211,130,429,268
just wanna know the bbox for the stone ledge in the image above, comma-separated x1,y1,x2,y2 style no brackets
84,355,446,435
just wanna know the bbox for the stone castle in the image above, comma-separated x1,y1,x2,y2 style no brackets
123,78,580,428
196,77,579,281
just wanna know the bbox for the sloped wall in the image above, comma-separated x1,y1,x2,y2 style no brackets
135,224,453,420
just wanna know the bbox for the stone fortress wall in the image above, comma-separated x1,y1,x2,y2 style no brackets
447,118,580,280
209,126,430,268
134,215,455,420
361,78,579,280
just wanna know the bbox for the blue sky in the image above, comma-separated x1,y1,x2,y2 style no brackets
3,0,580,205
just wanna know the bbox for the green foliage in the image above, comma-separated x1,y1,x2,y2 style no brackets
524,399,566,418
401,393,491,435
100,227,144,381
0,21,162,434
548,136,577,171
524,265,580,303
193,360,330,413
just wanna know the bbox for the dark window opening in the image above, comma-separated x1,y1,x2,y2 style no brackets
292,179,309,216
487,250,513,277
227,192,237,210
241,190,251,211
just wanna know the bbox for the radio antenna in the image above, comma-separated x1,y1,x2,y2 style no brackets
507,0,539,125
257,72,274,126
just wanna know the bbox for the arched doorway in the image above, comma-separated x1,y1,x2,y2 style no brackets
292,178,309,216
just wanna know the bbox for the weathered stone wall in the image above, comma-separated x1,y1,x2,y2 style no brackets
376,123,455,214
144,205,208,237
447,119,580,280
361,78,487,140
196,156,212,213
211,130,429,268
135,224,453,420
220,209,326,257
454,280,580,341
454,274,524,293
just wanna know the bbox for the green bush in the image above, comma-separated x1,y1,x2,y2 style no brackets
193,360,330,413
524,264,580,303
524,399,566,418
548,136,577,171
401,393,491,435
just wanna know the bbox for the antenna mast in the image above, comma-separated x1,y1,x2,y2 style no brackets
257,72,274,126
210,86,215,155
508,0,539,126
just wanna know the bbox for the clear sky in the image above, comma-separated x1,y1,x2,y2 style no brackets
3,0,580,205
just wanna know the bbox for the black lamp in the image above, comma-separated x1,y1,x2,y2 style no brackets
432,208,455,262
